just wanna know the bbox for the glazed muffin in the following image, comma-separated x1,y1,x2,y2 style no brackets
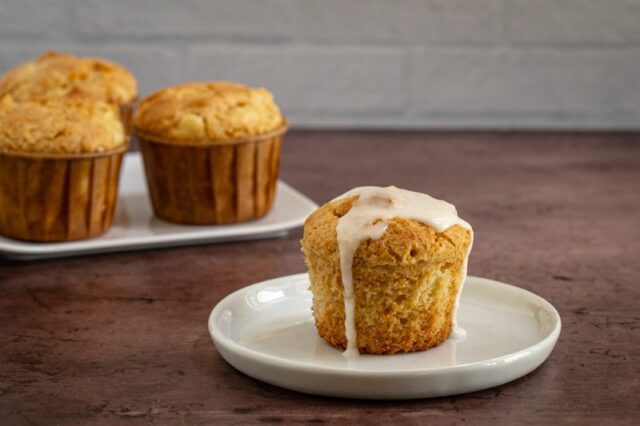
0,96,128,241
301,186,473,355
0,51,137,129
133,81,287,225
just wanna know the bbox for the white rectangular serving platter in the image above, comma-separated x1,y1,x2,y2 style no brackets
0,153,318,260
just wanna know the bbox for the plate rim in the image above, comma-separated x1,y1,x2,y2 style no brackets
208,273,562,377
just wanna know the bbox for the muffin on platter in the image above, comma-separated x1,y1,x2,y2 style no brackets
0,95,128,241
133,81,287,225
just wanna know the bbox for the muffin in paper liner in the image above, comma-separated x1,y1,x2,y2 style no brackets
0,96,129,242
136,124,286,225
133,81,287,225
0,145,127,242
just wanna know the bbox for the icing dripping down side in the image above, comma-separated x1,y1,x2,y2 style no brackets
449,231,474,340
334,186,473,357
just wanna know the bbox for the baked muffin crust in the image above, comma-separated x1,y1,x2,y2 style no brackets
0,96,126,154
0,51,137,105
304,196,471,268
133,81,284,142
302,195,472,354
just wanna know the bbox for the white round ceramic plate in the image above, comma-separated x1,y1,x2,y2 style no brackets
208,273,561,399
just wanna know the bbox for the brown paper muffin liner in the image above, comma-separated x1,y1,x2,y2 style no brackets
0,144,128,242
136,124,287,225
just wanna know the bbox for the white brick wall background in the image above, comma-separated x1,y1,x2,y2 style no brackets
1,0,639,129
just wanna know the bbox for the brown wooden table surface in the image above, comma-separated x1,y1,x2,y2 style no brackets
1,131,639,425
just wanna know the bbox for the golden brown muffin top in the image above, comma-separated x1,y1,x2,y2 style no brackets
0,96,126,155
0,51,137,105
302,195,472,267
133,81,284,142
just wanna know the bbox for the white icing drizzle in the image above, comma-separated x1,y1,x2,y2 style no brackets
449,233,473,342
334,186,473,357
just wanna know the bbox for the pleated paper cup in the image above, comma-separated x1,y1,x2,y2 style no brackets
135,122,287,225
0,144,128,242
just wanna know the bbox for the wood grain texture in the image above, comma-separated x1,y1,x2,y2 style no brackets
0,131,639,425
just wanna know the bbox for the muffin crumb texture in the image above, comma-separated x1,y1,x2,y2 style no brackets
133,81,284,142
0,96,125,154
0,51,137,105
302,196,472,354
